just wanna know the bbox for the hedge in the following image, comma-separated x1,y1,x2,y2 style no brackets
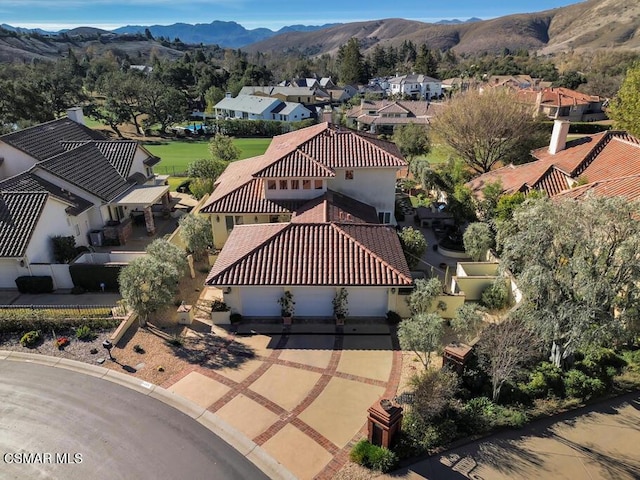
15,276,54,294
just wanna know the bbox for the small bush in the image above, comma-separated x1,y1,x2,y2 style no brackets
386,310,402,325
20,330,41,348
230,313,242,324
211,300,230,312
564,369,606,400
575,348,627,384
349,440,398,473
75,325,96,341
54,336,70,349
480,279,510,310
522,362,564,399
166,335,183,347
133,344,145,354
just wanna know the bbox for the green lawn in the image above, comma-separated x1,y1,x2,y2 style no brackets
417,143,457,165
145,138,271,177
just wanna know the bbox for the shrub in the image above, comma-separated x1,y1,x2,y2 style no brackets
575,348,627,384
564,369,606,400
349,440,398,473
480,279,510,310
75,325,96,341
386,310,402,325
133,344,145,354
522,362,565,399
211,300,230,312
15,276,54,294
54,336,70,349
166,335,183,347
230,313,242,324
20,330,41,347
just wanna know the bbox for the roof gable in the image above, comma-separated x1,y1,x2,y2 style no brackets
0,191,48,257
1,118,106,161
62,140,138,178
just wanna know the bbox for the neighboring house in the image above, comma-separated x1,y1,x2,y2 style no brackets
238,86,324,105
517,87,607,121
346,99,445,134
202,122,412,318
484,75,535,90
388,74,442,100
0,108,170,288
467,120,640,201
213,94,312,122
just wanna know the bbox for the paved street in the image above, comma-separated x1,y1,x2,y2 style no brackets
387,391,640,480
0,360,268,480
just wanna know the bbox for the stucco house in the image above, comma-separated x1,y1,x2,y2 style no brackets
202,122,413,317
346,99,445,134
388,74,442,100
0,108,170,288
238,86,326,105
214,94,313,122
467,120,640,202
517,87,607,122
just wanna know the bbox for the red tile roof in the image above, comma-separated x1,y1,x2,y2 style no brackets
517,87,603,108
201,123,406,214
468,131,640,199
206,223,412,287
554,175,640,202
292,190,379,224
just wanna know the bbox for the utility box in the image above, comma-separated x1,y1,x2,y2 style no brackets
367,399,403,448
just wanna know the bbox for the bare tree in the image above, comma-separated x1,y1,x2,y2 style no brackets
478,317,539,402
430,88,542,173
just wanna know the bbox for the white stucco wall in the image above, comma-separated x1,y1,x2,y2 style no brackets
0,143,38,179
328,168,397,216
0,259,24,288
25,198,78,264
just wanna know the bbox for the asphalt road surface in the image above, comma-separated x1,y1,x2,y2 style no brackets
0,360,269,480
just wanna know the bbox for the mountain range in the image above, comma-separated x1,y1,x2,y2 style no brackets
0,0,637,62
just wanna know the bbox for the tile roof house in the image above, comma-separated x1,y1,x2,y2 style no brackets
0,108,170,289
516,87,607,122
388,74,443,100
213,94,313,122
346,99,445,134
467,120,640,203
203,122,412,318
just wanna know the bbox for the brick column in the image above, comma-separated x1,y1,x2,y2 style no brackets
144,206,156,236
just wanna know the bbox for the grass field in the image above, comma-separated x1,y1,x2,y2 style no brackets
145,138,271,177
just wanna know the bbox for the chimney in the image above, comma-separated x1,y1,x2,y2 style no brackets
549,119,570,155
66,107,85,126
225,91,232,99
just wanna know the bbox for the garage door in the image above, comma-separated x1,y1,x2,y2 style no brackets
240,287,283,317
347,288,388,317
290,287,335,317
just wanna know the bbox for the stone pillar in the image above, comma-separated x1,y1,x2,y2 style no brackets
187,254,196,279
162,192,171,209
367,399,403,449
144,206,156,236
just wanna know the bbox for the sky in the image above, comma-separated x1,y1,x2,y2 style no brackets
1,0,584,31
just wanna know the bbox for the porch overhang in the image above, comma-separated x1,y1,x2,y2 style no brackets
113,185,170,208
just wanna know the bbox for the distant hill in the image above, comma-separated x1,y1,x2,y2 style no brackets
246,0,640,56
435,17,482,25
112,21,339,48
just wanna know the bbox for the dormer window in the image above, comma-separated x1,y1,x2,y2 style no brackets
345,170,354,180
314,180,323,190
302,180,311,190
279,180,288,190
291,179,300,190
267,180,276,190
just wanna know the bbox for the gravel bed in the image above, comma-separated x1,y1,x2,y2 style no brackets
0,328,116,364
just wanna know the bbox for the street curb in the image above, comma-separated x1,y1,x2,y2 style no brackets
0,350,296,480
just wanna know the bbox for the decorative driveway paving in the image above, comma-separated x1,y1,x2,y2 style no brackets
161,328,402,479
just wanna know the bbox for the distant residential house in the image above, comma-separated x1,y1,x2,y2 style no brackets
214,94,312,122
485,75,535,89
0,108,170,288
388,74,442,99
467,120,640,202
201,122,412,318
346,99,445,134
238,86,323,105
517,87,607,122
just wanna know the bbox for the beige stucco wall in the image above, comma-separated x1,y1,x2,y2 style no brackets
211,214,285,249
457,262,500,277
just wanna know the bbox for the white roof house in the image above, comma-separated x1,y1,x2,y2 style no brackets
214,95,313,122
388,74,443,99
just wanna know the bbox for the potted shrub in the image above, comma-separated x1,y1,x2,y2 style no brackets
278,291,295,325
333,288,349,326
211,299,231,325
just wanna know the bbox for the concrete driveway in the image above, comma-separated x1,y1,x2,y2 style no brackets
162,326,402,480
388,391,640,480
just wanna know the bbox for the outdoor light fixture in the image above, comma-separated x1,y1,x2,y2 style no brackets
391,288,396,293
216,216,220,222
254,216,258,222
102,340,115,361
